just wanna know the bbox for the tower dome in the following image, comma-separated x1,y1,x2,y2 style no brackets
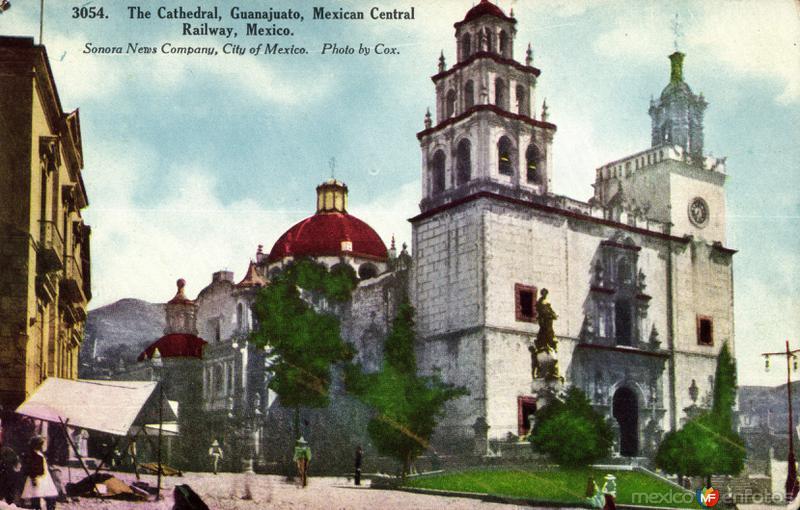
456,0,515,28
267,180,388,266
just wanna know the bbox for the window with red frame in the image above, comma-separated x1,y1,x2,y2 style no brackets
515,283,537,322
697,316,714,346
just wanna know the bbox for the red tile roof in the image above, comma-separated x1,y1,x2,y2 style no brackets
236,260,267,288
456,0,515,28
267,212,388,263
138,333,207,361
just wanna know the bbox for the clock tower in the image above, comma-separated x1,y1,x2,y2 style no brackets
593,51,728,244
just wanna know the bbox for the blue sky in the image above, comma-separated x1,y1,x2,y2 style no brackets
2,0,798,385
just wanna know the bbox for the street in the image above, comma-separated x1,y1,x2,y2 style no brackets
49,471,540,509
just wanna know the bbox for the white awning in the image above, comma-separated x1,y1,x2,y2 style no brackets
15,378,177,436
142,422,180,437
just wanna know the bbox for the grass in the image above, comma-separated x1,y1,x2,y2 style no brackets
404,467,703,508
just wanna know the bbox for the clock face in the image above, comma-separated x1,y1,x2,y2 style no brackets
689,197,709,227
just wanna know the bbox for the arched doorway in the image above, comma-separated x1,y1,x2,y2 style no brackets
612,387,639,457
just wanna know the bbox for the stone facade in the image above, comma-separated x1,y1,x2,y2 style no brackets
0,36,91,413
410,3,735,459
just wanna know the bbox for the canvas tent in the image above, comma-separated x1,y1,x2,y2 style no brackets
15,377,177,496
16,378,176,436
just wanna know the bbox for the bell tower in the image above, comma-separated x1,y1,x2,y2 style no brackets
648,51,708,159
417,0,557,213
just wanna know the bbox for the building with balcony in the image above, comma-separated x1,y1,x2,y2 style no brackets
0,36,91,418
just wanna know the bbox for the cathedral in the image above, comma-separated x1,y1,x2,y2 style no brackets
410,0,733,458
128,0,733,468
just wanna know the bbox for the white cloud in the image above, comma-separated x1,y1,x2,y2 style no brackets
734,275,800,386
83,138,420,308
83,140,299,307
690,0,800,104
593,0,800,104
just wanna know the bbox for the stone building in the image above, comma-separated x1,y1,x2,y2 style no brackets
411,0,734,458
102,1,736,468
125,180,408,471
0,37,91,419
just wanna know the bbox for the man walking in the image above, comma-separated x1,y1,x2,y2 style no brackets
354,446,363,486
208,440,223,475
293,437,311,488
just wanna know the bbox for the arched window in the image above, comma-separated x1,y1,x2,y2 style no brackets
662,121,672,143
461,33,471,59
464,81,474,109
526,144,541,183
485,28,494,52
358,263,379,280
516,84,528,115
431,150,446,194
499,31,508,57
446,89,457,118
497,137,513,176
237,302,245,332
495,78,507,109
456,139,471,185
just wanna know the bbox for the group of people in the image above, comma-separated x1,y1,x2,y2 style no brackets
0,436,60,509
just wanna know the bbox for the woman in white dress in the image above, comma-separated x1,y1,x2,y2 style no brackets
21,436,58,510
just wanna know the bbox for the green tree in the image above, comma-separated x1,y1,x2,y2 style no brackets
655,342,745,485
249,259,357,440
347,299,467,478
530,387,613,467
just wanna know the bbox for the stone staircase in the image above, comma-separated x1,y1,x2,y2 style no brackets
711,474,774,505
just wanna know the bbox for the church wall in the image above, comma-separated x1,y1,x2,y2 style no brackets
411,202,483,338
671,242,733,356
669,241,734,423
343,273,397,373
195,280,239,343
607,162,673,223
670,171,727,243
673,351,718,424
417,329,485,448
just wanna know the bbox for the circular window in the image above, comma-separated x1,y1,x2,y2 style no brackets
688,197,709,227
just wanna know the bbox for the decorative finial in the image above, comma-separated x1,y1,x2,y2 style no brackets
541,99,549,122
424,108,432,129
177,278,186,290
670,13,684,52
389,235,397,259
438,51,446,73
329,157,336,179
509,7,515,18
525,43,533,66
257,244,263,254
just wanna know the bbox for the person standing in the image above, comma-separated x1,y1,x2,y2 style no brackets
293,437,311,488
21,436,58,510
127,440,140,480
208,440,224,475
0,442,20,504
354,446,363,486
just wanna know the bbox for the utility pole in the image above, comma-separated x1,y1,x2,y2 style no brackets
763,340,800,502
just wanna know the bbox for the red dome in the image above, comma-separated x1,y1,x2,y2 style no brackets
268,212,388,263
457,0,514,27
138,333,207,361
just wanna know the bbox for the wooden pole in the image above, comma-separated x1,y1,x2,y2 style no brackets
38,0,43,44
57,418,100,498
787,340,798,502
156,380,163,501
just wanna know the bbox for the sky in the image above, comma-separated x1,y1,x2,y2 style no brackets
1,0,798,386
